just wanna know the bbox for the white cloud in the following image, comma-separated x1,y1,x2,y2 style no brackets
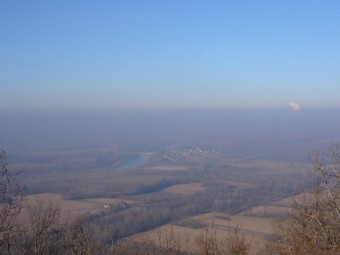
288,102,301,111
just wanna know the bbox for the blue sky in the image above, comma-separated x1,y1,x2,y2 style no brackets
1,0,340,112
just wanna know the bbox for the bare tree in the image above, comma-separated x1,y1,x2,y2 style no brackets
268,143,340,255
66,216,98,255
195,219,248,255
195,220,219,255
22,197,64,255
0,150,24,253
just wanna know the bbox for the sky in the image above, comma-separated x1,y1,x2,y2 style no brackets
1,0,340,112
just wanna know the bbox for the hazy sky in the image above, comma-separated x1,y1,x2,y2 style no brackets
1,1,339,112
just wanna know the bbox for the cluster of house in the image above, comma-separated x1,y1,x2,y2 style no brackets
162,147,218,163
103,201,130,211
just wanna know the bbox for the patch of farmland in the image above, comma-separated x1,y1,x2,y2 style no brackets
239,193,312,218
162,182,206,195
131,212,272,254
239,204,290,217
143,166,190,171
226,159,310,174
240,192,314,218
80,198,138,205
215,179,251,188
271,192,310,207
24,193,137,216
194,212,272,239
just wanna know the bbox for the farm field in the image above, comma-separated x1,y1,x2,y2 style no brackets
24,193,138,216
131,212,273,254
130,193,300,253
237,195,296,217
143,166,190,171
18,187,301,254
3,138,316,254
162,182,206,195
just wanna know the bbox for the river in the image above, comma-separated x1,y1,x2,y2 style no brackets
120,153,152,169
